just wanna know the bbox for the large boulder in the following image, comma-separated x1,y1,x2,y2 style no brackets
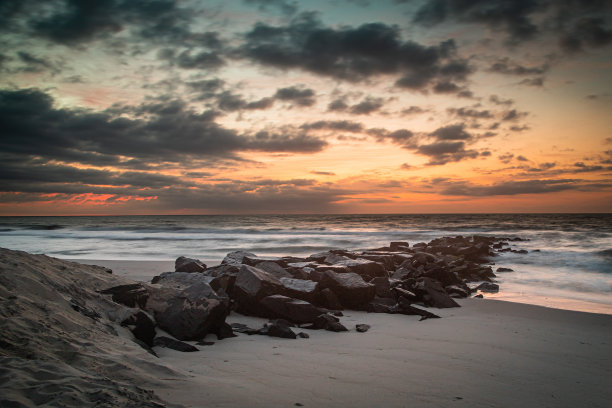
370,277,393,298
279,277,319,302
319,271,375,309
414,277,460,308
175,256,206,273
121,310,156,347
333,258,387,279
222,251,256,266
260,295,325,324
254,261,292,279
151,271,213,290
315,288,343,310
231,265,285,315
146,281,229,341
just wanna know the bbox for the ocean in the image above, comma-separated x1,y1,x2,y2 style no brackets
0,214,610,313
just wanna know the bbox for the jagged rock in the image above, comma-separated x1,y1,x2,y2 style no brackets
333,258,386,279
261,320,297,339
154,336,198,352
315,288,343,310
475,282,499,293
445,284,470,298
175,256,206,273
496,267,514,272
324,253,352,264
215,322,237,340
260,295,325,324
314,264,350,274
356,324,370,332
121,310,156,347
254,261,292,279
319,271,376,308
230,323,260,335
209,274,235,296
309,313,348,332
204,264,240,278
397,298,441,320
232,264,285,316
151,271,213,290
280,277,319,302
414,277,460,308
390,241,410,251
147,281,229,341
367,297,397,313
100,283,149,309
393,287,417,302
222,251,257,266
391,266,415,281
371,277,393,298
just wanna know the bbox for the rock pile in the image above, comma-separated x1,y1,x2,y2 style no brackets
100,235,523,351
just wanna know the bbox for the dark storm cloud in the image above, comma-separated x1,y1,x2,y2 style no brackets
412,0,542,43
274,86,316,106
412,0,612,50
438,179,580,196
560,17,612,53
0,88,328,170
241,13,472,91
20,0,193,45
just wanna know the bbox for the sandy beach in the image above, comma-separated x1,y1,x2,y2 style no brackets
2,249,611,407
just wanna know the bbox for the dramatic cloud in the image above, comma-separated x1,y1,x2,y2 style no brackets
274,86,316,106
430,124,472,140
417,141,479,165
241,13,472,91
0,88,328,170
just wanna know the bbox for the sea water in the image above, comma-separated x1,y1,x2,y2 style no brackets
0,214,610,313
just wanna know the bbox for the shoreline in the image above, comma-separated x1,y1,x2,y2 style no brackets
2,248,611,407
74,258,612,316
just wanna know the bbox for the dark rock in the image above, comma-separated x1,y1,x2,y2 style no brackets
496,267,514,272
262,320,297,339
232,265,285,316
414,277,460,308
319,271,376,308
334,258,386,279
204,264,240,278
371,277,393,298
230,323,260,335
367,297,398,313
121,311,156,347
196,341,215,346
474,294,484,298
391,266,416,281
260,295,325,324
151,271,213,290
215,322,237,340
100,283,149,309
154,336,199,352
253,261,292,279
209,274,236,296
175,256,206,273
147,281,229,341
390,241,410,251
309,313,348,332
315,288,344,310
280,277,319,303
444,284,470,298
475,282,499,293
397,299,441,320
393,285,417,299
297,332,310,338
222,251,257,266
356,324,370,333
314,264,349,274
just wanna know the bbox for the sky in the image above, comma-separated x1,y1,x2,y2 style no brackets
0,0,611,215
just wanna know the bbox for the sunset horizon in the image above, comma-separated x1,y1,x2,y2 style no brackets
1,0,611,215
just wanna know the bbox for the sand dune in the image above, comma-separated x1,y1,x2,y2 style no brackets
2,249,611,407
